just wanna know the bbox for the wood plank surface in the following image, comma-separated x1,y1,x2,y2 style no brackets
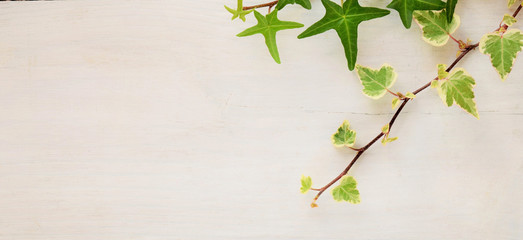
0,0,521,239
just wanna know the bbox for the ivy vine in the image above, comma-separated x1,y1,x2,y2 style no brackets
225,0,523,207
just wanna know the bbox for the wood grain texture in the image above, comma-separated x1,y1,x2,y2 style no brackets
0,0,521,239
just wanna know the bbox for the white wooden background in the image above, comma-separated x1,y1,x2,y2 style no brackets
0,0,522,239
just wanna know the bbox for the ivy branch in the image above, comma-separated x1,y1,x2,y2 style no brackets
308,43,479,206
307,4,523,207
243,0,279,11
228,0,523,207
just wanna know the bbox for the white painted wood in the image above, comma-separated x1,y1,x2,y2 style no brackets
0,0,522,239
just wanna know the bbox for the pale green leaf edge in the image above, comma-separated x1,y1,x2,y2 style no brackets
479,29,523,81
355,64,398,99
331,120,357,147
413,10,461,47
300,175,312,194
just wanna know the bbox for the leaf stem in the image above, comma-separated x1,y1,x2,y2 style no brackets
243,0,278,10
448,33,460,44
386,88,398,97
309,5,523,206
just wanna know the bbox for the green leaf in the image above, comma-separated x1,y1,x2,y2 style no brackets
387,0,445,29
225,0,253,22
508,0,518,8
437,63,449,79
431,79,439,88
297,0,390,70
381,136,398,145
405,92,416,99
300,175,312,193
391,97,400,109
434,65,479,118
237,10,304,64
331,175,360,204
445,0,458,23
381,124,390,134
479,29,523,81
355,64,397,99
276,0,312,10
332,120,357,147
413,10,460,46
502,14,517,27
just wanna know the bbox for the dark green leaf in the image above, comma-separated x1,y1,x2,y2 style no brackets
298,0,390,70
387,0,445,28
276,0,312,10
446,0,458,23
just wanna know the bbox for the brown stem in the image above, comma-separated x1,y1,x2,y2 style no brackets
243,0,278,10
386,88,399,97
310,4,522,207
495,5,522,32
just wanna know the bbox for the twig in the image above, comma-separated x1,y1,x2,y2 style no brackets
243,0,278,10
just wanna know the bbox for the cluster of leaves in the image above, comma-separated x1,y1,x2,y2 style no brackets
227,0,523,206
226,0,461,70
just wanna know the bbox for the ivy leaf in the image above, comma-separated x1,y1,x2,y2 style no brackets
437,63,449,79
391,97,400,109
297,0,390,70
225,0,253,22
387,0,445,29
300,175,312,193
434,64,479,118
431,79,439,88
237,10,304,64
413,10,460,47
479,29,523,81
405,92,416,99
276,0,312,10
381,136,398,145
381,124,398,145
331,175,360,204
332,120,357,147
381,124,390,134
445,0,458,23
502,14,518,27
355,64,397,99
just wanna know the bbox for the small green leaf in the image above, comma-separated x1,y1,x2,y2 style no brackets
381,124,390,134
331,175,360,204
445,0,458,23
508,0,518,8
298,0,390,70
300,175,312,193
405,92,416,99
381,136,398,145
502,14,517,26
276,0,312,10
391,97,400,109
479,29,523,81
387,0,445,28
355,64,397,99
434,65,479,118
431,80,439,88
413,10,460,47
225,0,253,22
237,10,304,64
332,120,357,147
437,63,449,79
